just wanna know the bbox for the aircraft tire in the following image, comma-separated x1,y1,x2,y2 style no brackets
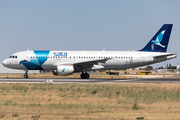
24,75,28,78
84,73,90,79
80,73,85,79
80,73,90,79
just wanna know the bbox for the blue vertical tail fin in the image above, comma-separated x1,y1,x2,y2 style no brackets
139,24,173,52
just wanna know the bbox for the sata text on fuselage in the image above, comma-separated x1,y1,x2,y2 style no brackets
53,52,67,57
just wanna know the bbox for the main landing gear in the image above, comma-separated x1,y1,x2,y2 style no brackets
80,72,90,79
24,70,28,78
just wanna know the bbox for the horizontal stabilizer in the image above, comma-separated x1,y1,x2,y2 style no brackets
153,53,176,58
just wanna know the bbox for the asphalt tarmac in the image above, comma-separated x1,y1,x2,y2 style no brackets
0,74,180,84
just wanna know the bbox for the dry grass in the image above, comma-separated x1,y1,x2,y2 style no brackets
0,83,180,119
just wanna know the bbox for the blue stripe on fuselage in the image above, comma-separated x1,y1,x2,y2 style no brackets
21,50,50,70
34,50,50,65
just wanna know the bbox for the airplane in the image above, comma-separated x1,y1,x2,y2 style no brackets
2,24,176,79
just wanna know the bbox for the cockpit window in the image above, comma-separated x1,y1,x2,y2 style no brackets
9,56,14,58
9,56,17,59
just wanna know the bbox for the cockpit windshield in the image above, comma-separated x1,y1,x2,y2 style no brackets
9,56,17,58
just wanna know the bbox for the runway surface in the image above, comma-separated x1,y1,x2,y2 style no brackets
0,74,180,84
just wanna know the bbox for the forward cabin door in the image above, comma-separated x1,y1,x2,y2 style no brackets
25,51,30,62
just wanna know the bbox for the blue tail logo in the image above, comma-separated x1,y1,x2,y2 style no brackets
152,30,166,48
140,24,173,52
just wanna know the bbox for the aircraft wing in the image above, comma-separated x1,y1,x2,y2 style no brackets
73,58,112,70
53,57,113,70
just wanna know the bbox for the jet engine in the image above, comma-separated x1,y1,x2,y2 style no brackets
53,65,74,76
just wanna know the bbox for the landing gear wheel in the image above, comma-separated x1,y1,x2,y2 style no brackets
24,75,28,78
80,73,90,79
84,73,90,79
80,74,85,79
24,70,28,78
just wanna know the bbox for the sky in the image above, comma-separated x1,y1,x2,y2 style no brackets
0,0,180,68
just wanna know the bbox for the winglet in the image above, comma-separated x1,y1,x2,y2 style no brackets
139,24,173,52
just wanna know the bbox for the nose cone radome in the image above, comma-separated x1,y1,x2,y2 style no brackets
2,59,7,67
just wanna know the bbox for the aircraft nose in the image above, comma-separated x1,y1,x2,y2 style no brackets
2,59,7,67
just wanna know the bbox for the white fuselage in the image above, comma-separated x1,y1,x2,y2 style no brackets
2,50,176,71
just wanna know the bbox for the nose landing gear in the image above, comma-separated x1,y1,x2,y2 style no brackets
24,70,28,78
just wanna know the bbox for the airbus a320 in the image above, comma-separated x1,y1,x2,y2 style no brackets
2,24,176,79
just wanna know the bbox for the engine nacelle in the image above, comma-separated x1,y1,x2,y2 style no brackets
53,65,74,76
